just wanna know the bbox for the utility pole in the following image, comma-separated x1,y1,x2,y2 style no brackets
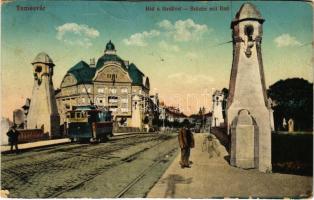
163,108,165,132
202,106,205,132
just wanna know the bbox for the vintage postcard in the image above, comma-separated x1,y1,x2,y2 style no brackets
0,0,313,198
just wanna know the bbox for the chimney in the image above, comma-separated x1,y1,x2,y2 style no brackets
90,58,95,68
124,60,129,69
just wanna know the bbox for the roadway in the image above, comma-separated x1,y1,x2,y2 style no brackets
1,133,178,198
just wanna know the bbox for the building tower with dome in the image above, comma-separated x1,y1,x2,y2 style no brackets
27,52,60,137
56,40,152,130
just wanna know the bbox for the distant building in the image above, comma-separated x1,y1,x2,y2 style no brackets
211,90,225,127
159,105,187,123
56,41,152,129
22,98,31,128
189,112,212,131
13,109,25,128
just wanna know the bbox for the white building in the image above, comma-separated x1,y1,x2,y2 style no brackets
211,90,225,127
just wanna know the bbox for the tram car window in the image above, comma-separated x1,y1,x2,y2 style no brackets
66,106,113,143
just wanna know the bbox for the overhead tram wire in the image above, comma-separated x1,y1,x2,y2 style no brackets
75,71,94,106
209,40,233,48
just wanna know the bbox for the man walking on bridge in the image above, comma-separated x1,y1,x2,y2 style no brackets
7,125,20,154
178,127,195,168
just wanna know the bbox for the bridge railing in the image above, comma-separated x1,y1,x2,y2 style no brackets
17,129,48,143
114,127,141,133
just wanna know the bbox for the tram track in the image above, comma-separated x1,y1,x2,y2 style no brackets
1,133,156,162
1,133,178,198
46,137,176,198
114,147,177,198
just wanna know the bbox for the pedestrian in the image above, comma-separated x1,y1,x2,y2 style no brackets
7,125,20,153
178,126,195,168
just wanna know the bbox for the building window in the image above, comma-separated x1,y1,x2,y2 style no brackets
108,96,118,103
121,88,128,93
121,103,128,108
121,108,128,113
121,98,128,103
109,106,118,112
98,88,104,93
109,88,117,94
107,74,117,79
82,87,91,93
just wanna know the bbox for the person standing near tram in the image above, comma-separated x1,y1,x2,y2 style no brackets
7,125,20,154
178,126,195,168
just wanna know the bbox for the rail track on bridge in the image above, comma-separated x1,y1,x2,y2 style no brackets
1,132,179,198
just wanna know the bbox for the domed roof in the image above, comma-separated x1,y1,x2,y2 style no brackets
67,61,96,84
96,54,126,70
128,63,144,86
231,3,264,27
105,40,115,51
32,52,55,66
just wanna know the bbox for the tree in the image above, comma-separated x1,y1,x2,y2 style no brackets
172,120,180,128
181,118,191,127
221,88,229,118
222,87,229,98
143,116,149,124
267,78,313,131
198,107,206,131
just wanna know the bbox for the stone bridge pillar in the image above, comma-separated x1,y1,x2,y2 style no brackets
227,3,272,172
27,52,60,138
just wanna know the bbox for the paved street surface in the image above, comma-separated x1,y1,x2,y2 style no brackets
147,133,313,198
1,133,178,198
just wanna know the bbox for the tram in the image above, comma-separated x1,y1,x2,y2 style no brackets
66,105,113,142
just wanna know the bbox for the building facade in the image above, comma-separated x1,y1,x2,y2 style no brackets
159,105,187,123
56,41,151,129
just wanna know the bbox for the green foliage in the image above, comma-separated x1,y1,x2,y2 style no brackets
221,88,229,118
181,119,191,127
272,132,313,176
156,118,192,129
152,117,159,126
267,78,313,131
143,116,149,124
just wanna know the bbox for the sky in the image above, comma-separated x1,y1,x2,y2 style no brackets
1,0,313,119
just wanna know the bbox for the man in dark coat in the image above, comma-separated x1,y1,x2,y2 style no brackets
7,125,20,153
178,127,195,168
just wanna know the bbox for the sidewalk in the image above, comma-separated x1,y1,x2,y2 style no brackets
1,138,70,153
147,133,313,198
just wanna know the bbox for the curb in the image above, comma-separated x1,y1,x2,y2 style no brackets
1,139,71,154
